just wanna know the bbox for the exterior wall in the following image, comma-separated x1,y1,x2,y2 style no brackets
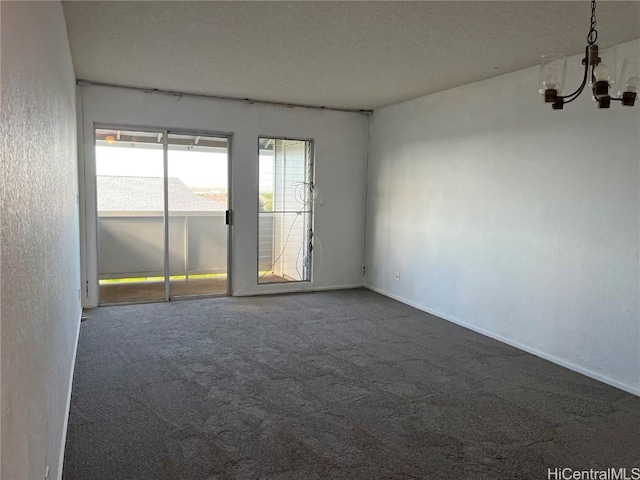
365,39,640,395
78,84,369,306
0,2,81,479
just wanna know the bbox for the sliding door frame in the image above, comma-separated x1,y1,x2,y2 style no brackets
167,128,233,301
90,123,233,305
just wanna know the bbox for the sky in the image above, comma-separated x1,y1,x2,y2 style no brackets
95,145,275,192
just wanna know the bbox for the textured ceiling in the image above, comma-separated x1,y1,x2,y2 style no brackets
62,1,640,110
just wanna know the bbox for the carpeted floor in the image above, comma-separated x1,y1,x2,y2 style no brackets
63,289,639,480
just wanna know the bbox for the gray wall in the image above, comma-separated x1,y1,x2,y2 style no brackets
365,39,640,395
1,2,81,479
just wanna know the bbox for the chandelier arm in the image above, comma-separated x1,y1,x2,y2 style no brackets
559,2,597,104
558,50,591,101
559,81,587,103
562,91,585,105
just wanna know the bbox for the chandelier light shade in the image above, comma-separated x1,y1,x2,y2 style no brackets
539,0,639,110
539,54,567,98
618,57,640,101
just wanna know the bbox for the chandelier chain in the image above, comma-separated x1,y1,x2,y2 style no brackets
587,0,598,45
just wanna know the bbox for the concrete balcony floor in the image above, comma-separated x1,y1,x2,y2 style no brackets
99,274,287,304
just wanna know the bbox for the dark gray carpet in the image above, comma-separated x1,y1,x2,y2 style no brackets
63,289,639,479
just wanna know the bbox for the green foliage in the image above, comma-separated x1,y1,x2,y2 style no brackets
260,192,273,211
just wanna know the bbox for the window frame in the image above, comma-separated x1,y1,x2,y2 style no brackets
256,136,315,285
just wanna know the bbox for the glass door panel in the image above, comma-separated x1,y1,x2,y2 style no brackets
167,133,229,297
95,128,166,304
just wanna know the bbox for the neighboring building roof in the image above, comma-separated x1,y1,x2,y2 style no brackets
97,175,226,212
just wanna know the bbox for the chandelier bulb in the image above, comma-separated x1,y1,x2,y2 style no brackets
625,76,640,94
593,63,611,83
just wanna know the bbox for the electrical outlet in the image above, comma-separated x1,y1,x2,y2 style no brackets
395,272,400,281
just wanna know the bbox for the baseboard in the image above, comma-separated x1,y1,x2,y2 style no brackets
233,283,364,297
365,284,640,397
56,310,82,480
306,283,364,292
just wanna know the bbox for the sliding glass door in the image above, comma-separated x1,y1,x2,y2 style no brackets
167,134,229,298
95,127,230,305
95,129,167,303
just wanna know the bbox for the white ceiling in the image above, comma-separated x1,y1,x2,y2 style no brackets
62,1,640,110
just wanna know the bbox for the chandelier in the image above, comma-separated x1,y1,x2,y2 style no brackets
540,0,639,110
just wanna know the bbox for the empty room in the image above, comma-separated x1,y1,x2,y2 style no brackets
1,1,639,479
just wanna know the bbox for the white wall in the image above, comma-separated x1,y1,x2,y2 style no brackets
78,85,369,306
366,40,640,395
1,2,81,479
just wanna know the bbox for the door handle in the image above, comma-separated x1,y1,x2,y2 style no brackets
225,210,232,225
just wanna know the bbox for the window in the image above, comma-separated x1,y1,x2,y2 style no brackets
258,138,314,283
